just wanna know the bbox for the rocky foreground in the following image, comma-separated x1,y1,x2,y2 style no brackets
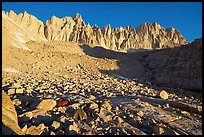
2,59,202,135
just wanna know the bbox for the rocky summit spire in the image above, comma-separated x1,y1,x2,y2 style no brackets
73,12,85,26
74,13,82,20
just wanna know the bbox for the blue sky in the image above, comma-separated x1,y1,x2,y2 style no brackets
2,2,202,42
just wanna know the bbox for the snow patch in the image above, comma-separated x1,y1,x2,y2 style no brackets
28,36,36,41
2,13,7,18
14,32,27,43
10,32,32,51
12,42,32,51
4,14,48,42
111,74,130,80
111,74,146,84
3,68,20,73
6,16,38,40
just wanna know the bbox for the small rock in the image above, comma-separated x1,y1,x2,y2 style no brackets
157,104,161,107
84,131,93,135
57,115,69,124
37,123,47,131
19,112,33,123
26,123,47,135
13,82,21,88
96,127,103,131
159,90,168,100
102,101,112,111
13,99,22,106
135,116,142,121
129,114,134,118
50,131,56,135
16,88,24,94
31,109,47,118
181,111,190,116
138,83,143,87
51,121,61,131
89,95,96,100
163,103,170,108
21,125,27,133
89,103,98,109
115,106,119,111
99,108,113,123
137,111,144,117
144,102,150,106
25,112,33,118
64,85,69,91
95,117,100,122
150,118,157,124
121,91,125,95
71,103,81,109
69,122,80,134
107,92,113,97
197,106,202,112
58,107,66,113
152,125,179,135
7,89,16,95
36,99,56,111
113,116,124,123
152,125,164,135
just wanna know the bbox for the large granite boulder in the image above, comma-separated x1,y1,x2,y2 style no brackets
2,91,24,135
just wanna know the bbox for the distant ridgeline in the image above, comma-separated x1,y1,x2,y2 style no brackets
3,10,189,52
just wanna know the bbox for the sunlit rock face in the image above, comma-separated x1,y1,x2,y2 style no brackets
3,10,188,51
44,13,189,51
5,10,47,41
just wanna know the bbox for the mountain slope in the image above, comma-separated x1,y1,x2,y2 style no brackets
2,11,48,70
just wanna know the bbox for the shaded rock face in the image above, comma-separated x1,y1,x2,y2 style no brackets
3,10,188,51
140,38,202,91
2,91,24,135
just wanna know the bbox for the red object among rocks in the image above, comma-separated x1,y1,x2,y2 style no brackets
55,100,70,107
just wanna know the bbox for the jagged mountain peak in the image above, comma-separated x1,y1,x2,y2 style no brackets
8,10,17,15
74,12,82,19
2,10,189,51
138,22,163,30
23,10,28,14
166,27,175,31
102,24,111,31
166,27,180,33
